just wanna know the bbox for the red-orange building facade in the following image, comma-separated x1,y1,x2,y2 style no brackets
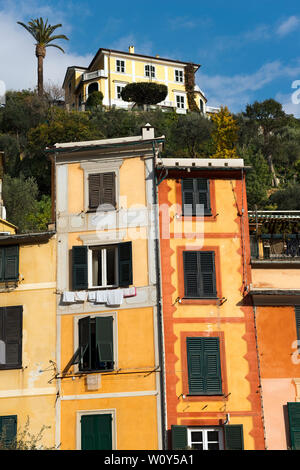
157,158,265,450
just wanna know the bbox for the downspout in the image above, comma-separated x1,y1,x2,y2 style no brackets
253,305,267,449
152,140,167,450
108,50,112,109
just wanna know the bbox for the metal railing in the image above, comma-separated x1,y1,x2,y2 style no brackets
251,234,300,260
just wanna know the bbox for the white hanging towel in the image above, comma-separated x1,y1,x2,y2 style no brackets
62,291,75,303
123,287,136,298
88,291,97,302
96,290,108,303
75,291,87,302
106,289,124,306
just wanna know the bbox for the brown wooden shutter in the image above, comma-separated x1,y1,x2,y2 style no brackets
102,173,116,208
88,174,101,210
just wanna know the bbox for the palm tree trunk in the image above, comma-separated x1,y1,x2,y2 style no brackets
35,45,46,97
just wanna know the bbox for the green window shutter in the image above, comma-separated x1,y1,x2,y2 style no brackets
0,247,4,281
171,425,188,450
183,251,199,298
0,306,22,369
182,178,211,216
224,425,244,450
81,414,112,450
203,337,222,394
4,246,19,281
187,337,222,395
79,316,91,371
199,251,216,298
288,402,300,450
118,242,132,287
96,316,114,368
0,415,17,448
72,246,88,290
183,251,216,299
295,307,300,342
187,337,205,394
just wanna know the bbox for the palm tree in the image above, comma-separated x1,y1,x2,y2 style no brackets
17,17,69,97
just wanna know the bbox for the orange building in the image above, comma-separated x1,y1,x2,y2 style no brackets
157,157,265,450
249,211,300,450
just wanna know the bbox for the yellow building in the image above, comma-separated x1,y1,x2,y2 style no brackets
49,125,165,449
0,231,57,449
62,45,208,114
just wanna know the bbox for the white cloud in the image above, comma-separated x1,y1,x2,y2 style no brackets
0,1,93,91
198,60,300,114
277,16,300,37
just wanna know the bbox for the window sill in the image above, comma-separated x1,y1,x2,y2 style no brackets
0,365,23,371
181,297,218,305
183,393,225,402
78,369,114,375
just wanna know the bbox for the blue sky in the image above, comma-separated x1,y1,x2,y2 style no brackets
1,0,300,115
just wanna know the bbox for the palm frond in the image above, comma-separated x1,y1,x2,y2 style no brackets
46,34,69,44
45,44,66,53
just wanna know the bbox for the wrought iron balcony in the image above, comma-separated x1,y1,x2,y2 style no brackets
251,234,300,261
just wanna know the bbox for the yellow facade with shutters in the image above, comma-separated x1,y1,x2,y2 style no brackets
52,128,164,449
0,233,57,449
63,46,207,114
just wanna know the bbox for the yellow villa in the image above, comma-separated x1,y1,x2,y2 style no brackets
62,45,214,114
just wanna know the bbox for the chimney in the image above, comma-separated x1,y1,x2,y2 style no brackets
141,123,154,140
129,45,135,54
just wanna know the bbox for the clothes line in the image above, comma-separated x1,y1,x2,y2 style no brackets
62,287,136,306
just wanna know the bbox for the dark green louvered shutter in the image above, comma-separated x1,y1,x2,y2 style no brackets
81,414,112,450
0,415,17,447
183,252,199,297
79,316,91,371
288,402,300,450
4,246,19,281
96,316,114,369
0,306,22,369
183,251,216,298
200,252,216,297
295,306,300,342
118,242,132,287
72,246,88,290
171,425,188,450
182,178,211,216
0,248,4,281
224,425,244,450
187,337,222,395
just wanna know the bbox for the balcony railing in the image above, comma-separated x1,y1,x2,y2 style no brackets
251,234,300,260
82,70,107,81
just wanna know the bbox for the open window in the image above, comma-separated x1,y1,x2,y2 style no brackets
171,424,244,450
72,242,132,291
63,315,114,375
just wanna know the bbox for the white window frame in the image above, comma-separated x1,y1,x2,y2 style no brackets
174,69,184,83
73,311,118,375
115,83,126,100
88,244,119,289
187,427,224,450
116,59,125,73
145,64,156,79
175,93,185,109
76,409,117,450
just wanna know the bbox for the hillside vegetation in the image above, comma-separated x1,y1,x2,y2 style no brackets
0,91,300,232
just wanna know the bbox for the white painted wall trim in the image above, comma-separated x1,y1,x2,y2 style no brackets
76,408,116,450
0,387,56,399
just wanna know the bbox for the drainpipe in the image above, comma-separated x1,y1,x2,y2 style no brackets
152,140,167,450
